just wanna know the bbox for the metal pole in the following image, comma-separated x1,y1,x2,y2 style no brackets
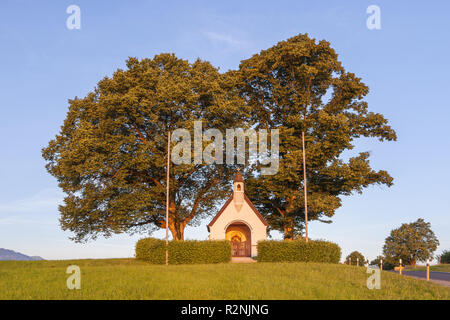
165,131,171,266
302,131,308,242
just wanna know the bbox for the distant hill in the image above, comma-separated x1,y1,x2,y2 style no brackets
0,248,44,261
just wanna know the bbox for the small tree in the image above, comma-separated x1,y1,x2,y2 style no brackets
383,218,439,267
440,250,450,264
370,255,383,266
346,251,365,266
370,255,395,270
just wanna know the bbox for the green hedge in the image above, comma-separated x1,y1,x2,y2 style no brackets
135,238,231,264
257,239,341,263
135,238,166,264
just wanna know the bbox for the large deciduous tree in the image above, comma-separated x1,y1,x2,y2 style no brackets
238,34,397,240
42,54,245,242
383,218,439,267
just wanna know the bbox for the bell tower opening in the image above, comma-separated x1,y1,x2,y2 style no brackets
233,170,244,212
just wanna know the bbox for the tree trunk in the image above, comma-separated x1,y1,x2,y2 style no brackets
283,220,294,241
174,221,185,241
410,258,416,268
165,199,186,241
168,220,186,241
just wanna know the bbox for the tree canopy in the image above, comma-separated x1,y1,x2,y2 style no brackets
43,33,397,244
346,251,366,265
238,34,397,239
383,218,439,266
42,54,246,242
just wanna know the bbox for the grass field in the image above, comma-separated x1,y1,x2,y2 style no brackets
0,259,448,300
411,264,450,272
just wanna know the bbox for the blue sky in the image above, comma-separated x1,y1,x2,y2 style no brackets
0,1,449,262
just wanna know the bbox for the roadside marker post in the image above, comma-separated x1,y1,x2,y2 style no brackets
399,259,402,275
357,258,359,267
380,259,383,271
426,259,430,281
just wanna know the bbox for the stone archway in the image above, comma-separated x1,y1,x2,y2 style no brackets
225,222,251,257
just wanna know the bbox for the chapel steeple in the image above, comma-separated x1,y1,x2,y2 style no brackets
233,169,244,212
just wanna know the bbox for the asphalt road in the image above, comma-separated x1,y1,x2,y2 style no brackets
392,270,450,282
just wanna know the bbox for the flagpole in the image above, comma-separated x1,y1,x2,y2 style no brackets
302,130,309,242
302,78,312,243
165,131,170,266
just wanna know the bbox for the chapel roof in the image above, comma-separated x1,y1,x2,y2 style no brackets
207,171,269,231
233,171,244,183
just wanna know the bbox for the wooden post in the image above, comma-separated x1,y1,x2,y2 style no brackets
380,259,383,271
165,131,171,266
426,259,430,281
301,131,308,242
399,259,402,275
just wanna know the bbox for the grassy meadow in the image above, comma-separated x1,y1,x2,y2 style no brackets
411,264,450,273
0,258,448,300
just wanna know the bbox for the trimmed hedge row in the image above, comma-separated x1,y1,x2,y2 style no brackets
135,238,166,264
257,239,341,263
135,238,231,264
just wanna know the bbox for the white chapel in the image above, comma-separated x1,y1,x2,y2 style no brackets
207,171,268,257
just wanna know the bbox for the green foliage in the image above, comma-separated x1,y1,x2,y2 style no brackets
346,251,366,266
257,239,341,263
440,250,450,264
239,33,397,239
42,34,397,244
135,238,231,264
370,255,395,270
383,218,439,266
169,240,231,265
135,238,166,264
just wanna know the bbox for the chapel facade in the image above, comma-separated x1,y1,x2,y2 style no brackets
207,171,268,257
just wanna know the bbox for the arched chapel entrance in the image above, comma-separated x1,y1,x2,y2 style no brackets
225,222,251,257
